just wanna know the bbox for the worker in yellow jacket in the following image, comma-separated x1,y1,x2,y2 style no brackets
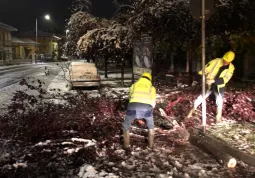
187,51,235,123
123,72,156,149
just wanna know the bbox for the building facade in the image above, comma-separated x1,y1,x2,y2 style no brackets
11,37,37,60
17,30,60,61
0,22,17,65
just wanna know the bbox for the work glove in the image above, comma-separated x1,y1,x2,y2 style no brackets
206,79,215,86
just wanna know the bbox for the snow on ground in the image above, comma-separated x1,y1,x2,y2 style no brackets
100,73,132,79
47,71,132,94
0,71,45,112
0,65,62,114
47,71,70,94
1,71,255,177
0,64,34,70
208,120,255,155
46,71,131,101
78,164,118,178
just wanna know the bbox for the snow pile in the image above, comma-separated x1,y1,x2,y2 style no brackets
78,164,118,178
35,140,51,146
208,121,255,155
100,87,129,99
13,162,27,169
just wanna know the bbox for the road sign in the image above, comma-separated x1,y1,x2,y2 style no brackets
189,0,214,20
133,37,153,78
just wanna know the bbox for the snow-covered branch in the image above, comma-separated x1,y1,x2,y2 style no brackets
77,21,130,55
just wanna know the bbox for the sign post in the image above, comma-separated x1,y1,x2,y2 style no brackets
132,36,153,80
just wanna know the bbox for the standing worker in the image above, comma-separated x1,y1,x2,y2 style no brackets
123,72,156,149
187,51,235,123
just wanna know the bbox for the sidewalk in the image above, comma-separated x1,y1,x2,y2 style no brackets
0,63,35,70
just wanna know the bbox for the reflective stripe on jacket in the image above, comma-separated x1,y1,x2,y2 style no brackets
129,78,156,107
198,58,235,93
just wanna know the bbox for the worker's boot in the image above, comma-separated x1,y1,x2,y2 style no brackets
186,108,196,118
148,129,155,148
216,109,222,123
123,130,130,149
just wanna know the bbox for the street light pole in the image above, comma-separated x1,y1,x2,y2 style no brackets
35,18,38,63
201,0,206,132
35,14,50,64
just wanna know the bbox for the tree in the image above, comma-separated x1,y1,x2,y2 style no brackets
77,20,131,78
71,0,92,13
121,0,200,72
67,0,255,75
66,11,107,56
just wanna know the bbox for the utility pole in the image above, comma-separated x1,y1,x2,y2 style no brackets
201,0,206,132
36,18,38,64
35,14,50,64
189,0,214,133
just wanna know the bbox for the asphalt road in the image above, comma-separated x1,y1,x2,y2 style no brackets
0,63,61,89
0,63,64,112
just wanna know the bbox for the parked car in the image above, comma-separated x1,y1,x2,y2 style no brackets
69,61,101,88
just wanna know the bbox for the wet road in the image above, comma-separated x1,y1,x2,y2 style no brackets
0,63,61,89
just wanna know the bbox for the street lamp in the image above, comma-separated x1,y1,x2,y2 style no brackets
35,14,51,63
45,15,50,20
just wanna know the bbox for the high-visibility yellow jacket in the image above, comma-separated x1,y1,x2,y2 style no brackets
198,58,235,92
129,78,156,107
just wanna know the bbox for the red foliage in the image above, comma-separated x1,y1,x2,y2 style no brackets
165,97,184,115
157,85,255,125
223,91,255,121
98,99,116,115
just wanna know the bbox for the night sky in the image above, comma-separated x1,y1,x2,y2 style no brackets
0,0,117,34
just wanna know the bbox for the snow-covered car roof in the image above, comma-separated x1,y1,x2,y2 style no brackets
71,62,96,67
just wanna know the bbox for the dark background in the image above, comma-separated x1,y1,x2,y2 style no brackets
0,0,124,33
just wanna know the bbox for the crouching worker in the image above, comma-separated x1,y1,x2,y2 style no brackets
187,51,235,123
123,72,156,149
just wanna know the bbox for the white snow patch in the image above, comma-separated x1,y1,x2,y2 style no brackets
71,138,96,143
62,138,98,151
100,73,132,79
63,130,77,133
35,140,51,146
47,71,70,94
84,142,96,148
102,87,129,98
13,162,27,168
61,142,74,145
78,164,119,178
65,147,83,154
46,98,68,105
42,149,51,153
